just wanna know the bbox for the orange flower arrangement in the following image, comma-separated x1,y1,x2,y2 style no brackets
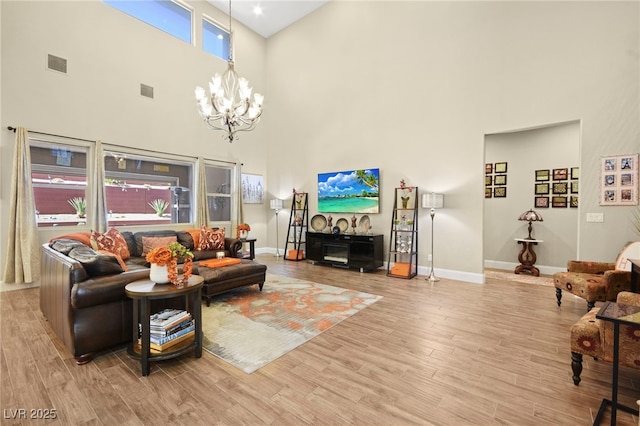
145,242,194,285
237,223,251,239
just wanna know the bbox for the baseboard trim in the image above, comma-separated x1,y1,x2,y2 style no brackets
484,260,564,276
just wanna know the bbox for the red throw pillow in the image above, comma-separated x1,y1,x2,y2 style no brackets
198,226,225,251
141,236,177,256
90,228,130,260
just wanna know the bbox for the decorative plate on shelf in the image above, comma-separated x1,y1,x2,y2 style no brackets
336,218,349,233
311,214,327,232
358,215,370,233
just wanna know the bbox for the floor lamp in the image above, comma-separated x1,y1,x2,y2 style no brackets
270,199,283,257
422,193,444,282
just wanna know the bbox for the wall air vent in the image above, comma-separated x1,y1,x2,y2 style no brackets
140,84,154,99
47,54,67,74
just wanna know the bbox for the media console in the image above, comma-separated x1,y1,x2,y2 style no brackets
306,232,384,272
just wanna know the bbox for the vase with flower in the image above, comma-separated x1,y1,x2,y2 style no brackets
145,242,194,286
399,179,414,209
237,223,251,239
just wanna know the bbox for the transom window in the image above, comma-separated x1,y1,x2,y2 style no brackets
203,16,230,61
104,0,192,44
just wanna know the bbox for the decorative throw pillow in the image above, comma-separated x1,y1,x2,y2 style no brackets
198,226,225,251
90,228,131,260
185,229,200,251
141,236,177,257
49,232,92,247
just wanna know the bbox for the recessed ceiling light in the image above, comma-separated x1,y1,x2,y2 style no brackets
253,5,262,15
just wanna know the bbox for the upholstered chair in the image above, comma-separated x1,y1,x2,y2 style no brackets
554,241,640,311
570,291,640,385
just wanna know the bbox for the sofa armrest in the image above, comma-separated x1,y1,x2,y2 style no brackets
617,291,640,306
225,237,243,258
567,260,616,274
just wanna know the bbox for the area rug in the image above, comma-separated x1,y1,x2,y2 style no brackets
200,274,382,374
485,269,554,287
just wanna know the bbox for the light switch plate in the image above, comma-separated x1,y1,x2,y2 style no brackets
586,213,604,223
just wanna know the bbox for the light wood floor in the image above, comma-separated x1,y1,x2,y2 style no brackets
2,255,640,425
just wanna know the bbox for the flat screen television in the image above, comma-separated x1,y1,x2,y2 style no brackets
317,168,380,214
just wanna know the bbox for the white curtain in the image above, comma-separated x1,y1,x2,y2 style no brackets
195,157,209,227
236,161,244,227
91,140,107,232
3,127,39,283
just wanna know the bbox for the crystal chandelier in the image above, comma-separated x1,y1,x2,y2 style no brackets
195,0,263,143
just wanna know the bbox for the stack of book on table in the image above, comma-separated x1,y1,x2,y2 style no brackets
139,308,195,353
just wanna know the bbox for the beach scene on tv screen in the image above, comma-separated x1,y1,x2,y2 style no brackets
318,169,379,214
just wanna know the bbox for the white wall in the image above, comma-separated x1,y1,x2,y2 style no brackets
484,122,580,274
0,0,269,277
265,1,639,281
1,1,638,283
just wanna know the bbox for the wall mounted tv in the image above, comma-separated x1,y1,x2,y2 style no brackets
317,168,380,214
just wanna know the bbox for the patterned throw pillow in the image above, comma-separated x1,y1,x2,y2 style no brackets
198,226,225,251
141,236,177,256
90,228,130,260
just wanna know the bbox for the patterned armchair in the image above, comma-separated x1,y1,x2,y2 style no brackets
570,291,640,385
553,242,640,311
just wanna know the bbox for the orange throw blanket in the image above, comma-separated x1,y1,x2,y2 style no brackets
199,257,242,268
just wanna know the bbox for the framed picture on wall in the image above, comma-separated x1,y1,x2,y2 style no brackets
570,196,579,208
570,181,579,194
485,188,492,198
535,169,550,181
535,196,549,208
494,175,507,186
485,176,492,186
535,183,549,195
552,196,568,208
600,153,638,206
241,173,264,204
485,163,492,174
494,187,507,198
553,168,568,180
494,162,507,173
552,182,568,194
571,167,580,179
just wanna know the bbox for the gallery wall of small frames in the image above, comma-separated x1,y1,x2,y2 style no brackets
533,167,579,208
485,162,507,199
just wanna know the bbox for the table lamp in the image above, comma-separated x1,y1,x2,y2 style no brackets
518,209,543,240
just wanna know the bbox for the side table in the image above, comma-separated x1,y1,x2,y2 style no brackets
125,275,204,376
594,302,640,425
240,238,256,260
514,238,543,277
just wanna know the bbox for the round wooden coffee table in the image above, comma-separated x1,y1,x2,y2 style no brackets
125,275,204,376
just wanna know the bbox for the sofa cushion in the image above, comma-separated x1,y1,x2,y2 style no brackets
50,238,87,255
91,228,130,260
141,235,177,256
68,246,124,277
198,226,225,250
185,229,200,250
133,231,177,257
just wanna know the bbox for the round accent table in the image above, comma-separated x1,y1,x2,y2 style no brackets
125,275,204,376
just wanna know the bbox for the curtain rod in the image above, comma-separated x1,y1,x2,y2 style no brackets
7,126,238,165
7,126,95,143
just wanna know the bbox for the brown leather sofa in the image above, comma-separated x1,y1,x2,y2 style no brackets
40,229,266,364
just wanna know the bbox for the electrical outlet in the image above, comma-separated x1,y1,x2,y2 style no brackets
586,213,604,223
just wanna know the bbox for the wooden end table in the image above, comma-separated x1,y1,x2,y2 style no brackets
125,275,204,376
240,238,256,260
514,238,543,277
